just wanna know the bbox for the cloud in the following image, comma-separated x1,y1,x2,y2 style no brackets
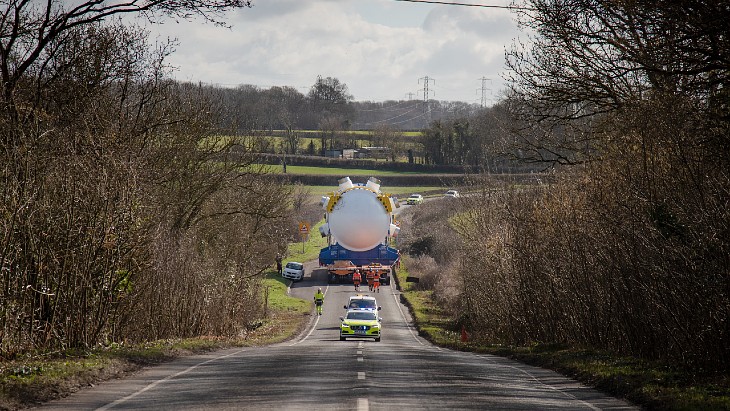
236,0,309,21
142,0,521,102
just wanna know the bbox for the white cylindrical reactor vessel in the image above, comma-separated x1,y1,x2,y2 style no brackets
328,188,390,252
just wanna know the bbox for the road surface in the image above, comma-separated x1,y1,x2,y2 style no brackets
41,267,637,410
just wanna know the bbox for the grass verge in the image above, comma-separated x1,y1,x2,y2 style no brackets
284,219,328,262
393,257,730,411
0,269,310,411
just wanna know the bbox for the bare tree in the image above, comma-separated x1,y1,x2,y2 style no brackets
0,0,251,130
319,115,342,151
306,75,355,130
0,0,297,356
505,0,729,166
282,126,300,155
449,0,730,371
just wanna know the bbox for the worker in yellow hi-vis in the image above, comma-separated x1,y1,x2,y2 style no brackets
314,288,325,315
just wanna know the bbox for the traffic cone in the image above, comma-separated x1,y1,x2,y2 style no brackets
461,325,468,342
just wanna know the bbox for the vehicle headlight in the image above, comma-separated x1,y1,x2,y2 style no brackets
341,324,350,328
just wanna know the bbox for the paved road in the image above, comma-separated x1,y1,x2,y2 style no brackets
41,267,638,410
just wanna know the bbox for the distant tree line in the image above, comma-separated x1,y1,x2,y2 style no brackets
197,78,527,169
207,81,486,135
213,79,527,171
213,75,355,135
196,80,510,163
418,102,548,173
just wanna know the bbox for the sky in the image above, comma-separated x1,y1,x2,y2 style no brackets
140,0,525,104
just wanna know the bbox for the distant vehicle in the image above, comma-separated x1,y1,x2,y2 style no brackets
344,295,381,311
406,194,424,205
282,261,304,281
340,309,382,341
444,190,460,198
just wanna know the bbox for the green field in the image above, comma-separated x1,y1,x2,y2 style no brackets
250,129,423,154
261,163,452,199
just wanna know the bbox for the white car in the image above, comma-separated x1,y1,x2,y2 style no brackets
282,262,304,281
444,190,460,198
344,295,381,311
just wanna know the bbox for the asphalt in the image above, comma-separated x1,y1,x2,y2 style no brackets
39,267,638,410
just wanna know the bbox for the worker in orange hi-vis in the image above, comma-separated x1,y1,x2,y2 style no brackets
366,270,375,292
353,270,362,292
373,275,380,293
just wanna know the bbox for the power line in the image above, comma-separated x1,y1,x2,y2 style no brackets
357,99,419,112
354,104,422,127
393,0,532,10
385,109,432,126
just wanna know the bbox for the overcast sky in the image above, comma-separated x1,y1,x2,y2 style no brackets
141,0,524,104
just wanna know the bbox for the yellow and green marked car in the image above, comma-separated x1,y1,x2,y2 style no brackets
406,194,423,205
340,309,382,342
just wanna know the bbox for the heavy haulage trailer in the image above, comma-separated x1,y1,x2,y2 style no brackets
318,177,400,285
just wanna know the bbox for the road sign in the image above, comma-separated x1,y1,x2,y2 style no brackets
298,222,310,252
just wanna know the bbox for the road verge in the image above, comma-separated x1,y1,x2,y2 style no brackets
392,256,730,411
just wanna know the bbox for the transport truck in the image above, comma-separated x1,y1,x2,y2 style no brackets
318,177,401,284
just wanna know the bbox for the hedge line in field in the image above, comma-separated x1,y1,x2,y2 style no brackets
257,153,465,173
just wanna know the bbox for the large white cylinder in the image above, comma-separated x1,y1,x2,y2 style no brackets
328,188,390,252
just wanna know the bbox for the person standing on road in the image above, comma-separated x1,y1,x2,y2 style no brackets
353,270,362,292
373,276,380,293
366,270,375,292
314,288,324,315
276,253,283,275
